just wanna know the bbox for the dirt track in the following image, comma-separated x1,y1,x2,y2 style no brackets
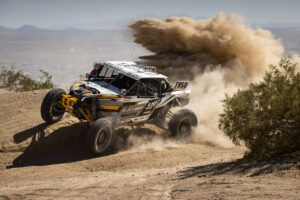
0,90,299,199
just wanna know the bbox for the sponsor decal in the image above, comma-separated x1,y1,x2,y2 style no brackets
120,102,146,118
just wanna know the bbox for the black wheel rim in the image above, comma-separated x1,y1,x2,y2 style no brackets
95,127,111,153
97,131,106,145
51,99,65,117
178,119,192,136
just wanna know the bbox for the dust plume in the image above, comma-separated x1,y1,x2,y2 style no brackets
125,13,286,149
291,54,300,72
130,13,283,82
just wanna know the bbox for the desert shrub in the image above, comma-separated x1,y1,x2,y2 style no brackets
0,67,54,92
219,58,300,159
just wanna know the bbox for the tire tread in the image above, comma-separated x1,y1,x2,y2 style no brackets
168,108,198,136
86,118,114,155
41,88,66,124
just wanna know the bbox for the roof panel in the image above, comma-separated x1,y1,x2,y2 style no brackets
102,61,167,80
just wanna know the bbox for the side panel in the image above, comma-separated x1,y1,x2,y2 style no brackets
119,98,159,123
156,89,191,108
99,97,159,124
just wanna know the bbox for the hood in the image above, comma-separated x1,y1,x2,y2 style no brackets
85,81,121,95
71,80,121,96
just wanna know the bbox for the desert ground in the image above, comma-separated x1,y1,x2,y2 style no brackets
0,90,299,199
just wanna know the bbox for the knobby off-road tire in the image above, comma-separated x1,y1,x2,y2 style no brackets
41,88,66,124
168,108,198,137
86,118,115,155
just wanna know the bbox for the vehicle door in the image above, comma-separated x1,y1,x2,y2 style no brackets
119,78,161,122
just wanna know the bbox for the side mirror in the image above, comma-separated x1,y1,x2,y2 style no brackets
120,89,127,96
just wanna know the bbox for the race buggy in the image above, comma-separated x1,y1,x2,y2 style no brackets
41,61,198,155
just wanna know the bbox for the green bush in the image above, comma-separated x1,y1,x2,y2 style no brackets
0,67,54,92
219,58,300,159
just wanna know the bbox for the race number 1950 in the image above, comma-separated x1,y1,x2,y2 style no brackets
175,81,188,89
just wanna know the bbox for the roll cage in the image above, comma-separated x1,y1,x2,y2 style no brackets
88,63,172,98
126,78,171,98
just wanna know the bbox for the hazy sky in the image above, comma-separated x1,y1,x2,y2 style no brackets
0,0,300,28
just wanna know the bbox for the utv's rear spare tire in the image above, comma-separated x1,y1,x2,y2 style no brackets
86,118,114,155
168,108,198,137
41,88,66,124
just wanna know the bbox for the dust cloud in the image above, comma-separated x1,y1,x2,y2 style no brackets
126,13,285,150
291,54,300,73
130,13,283,81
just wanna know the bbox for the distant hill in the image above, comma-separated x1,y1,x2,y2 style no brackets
1,19,300,32
17,25,41,31
0,26,13,31
252,22,300,28
0,25,42,32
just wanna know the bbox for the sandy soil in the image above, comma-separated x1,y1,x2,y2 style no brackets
0,90,299,199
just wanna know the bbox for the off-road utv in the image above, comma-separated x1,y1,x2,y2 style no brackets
41,61,198,155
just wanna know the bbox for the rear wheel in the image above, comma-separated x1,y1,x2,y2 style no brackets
168,109,198,137
86,118,114,155
41,88,66,124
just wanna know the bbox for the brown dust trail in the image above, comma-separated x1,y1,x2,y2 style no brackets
127,13,285,149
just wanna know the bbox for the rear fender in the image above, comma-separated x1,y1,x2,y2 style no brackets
156,89,190,108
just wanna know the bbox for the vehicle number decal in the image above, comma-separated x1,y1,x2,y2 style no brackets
175,81,188,89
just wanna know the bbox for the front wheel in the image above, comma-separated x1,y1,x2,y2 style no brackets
86,118,114,155
41,88,66,124
168,109,198,137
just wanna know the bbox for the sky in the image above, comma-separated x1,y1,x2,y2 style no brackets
0,0,300,28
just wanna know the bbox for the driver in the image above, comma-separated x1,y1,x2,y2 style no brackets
146,82,157,97
119,75,128,89
139,81,147,96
